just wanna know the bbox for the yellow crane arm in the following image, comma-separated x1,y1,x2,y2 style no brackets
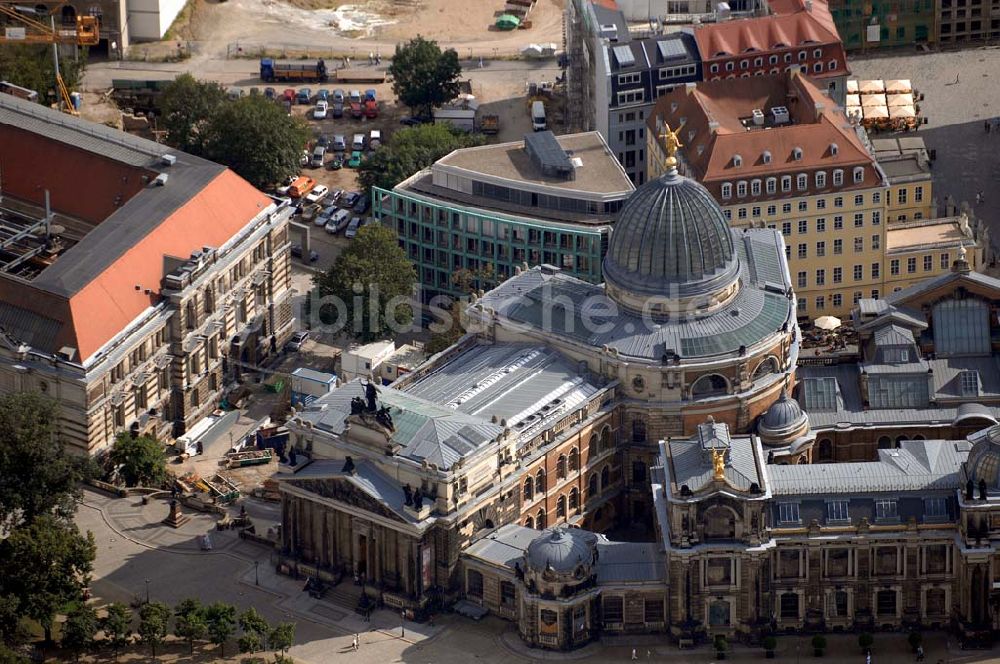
0,5,99,45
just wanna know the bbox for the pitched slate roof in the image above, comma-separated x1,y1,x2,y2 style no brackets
296,379,505,470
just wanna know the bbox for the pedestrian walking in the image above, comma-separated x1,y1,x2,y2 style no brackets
916,644,924,661
986,119,991,133
376,53,381,65
993,117,1000,132
631,648,638,660
352,634,358,651
866,649,872,664
977,190,985,205
646,649,652,659
368,51,373,65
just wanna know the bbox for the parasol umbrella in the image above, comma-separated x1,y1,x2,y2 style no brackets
814,315,842,331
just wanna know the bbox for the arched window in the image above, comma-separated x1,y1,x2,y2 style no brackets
601,465,610,490
557,455,567,479
523,476,534,501
589,473,599,498
537,508,546,530
60,4,76,26
569,447,580,472
704,505,737,540
895,435,907,447
600,426,612,452
525,516,534,529
691,374,728,398
752,357,778,380
913,434,926,441
467,569,484,598
588,434,599,458
877,436,892,449
818,439,833,461
632,417,647,443
569,487,580,511
556,495,566,519
536,469,546,493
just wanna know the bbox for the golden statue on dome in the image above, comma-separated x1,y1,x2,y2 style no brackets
712,448,726,480
660,124,684,170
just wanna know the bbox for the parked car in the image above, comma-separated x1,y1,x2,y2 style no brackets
352,196,369,214
312,101,328,120
399,115,428,126
325,209,351,234
290,245,319,262
328,188,344,203
364,88,376,101
344,216,362,238
316,89,329,102
316,134,330,148
282,88,296,103
285,330,309,351
342,191,361,208
364,99,378,119
297,88,312,104
332,134,347,152
299,202,322,222
369,129,381,149
298,150,310,167
327,155,343,170
310,145,326,168
287,176,316,198
349,101,362,119
347,150,362,168
315,204,337,226
333,89,345,103
349,90,362,103
276,174,296,195
352,133,365,150
304,184,329,204
264,87,276,100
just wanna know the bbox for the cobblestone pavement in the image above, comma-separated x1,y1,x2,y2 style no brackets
849,48,1000,255
77,487,1000,663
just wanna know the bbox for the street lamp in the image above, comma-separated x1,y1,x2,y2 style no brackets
255,560,260,586
400,609,406,638
144,578,150,604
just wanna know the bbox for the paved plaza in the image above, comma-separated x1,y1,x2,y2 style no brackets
76,487,1000,663
851,47,1000,256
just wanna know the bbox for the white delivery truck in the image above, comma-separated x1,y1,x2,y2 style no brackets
531,100,546,131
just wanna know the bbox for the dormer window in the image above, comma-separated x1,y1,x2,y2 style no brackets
830,142,839,156
792,147,803,161
687,129,696,142
670,101,679,113
813,48,823,58
762,150,772,164
737,181,747,197
733,154,742,167
833,169,844,186
853,166,865,183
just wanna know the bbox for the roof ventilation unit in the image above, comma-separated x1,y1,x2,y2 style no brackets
160,154,177,167
600,24,619,41
771,106,790,124
752,108,765,126
153,173,169,186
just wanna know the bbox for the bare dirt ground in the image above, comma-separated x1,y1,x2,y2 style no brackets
148,0,564,60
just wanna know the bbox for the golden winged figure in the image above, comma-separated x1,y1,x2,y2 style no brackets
660,124,684,169
712,448,726,480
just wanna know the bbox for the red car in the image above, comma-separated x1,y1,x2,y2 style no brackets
350,101,363,119
364,100,378,119
282,88,296,103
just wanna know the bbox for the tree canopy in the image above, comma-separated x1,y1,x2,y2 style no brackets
174,598,207,654
0,45,84,102
357,123,485,196
203,602,236,657
0,516,95,642
109,433,166,488
61,604,98,662
200,96,309,189
100,603,133,661
0,392,88,526
269,622,295,654
388,36,462,118
313,224,416,342
159,74,227,154
137,601,171,659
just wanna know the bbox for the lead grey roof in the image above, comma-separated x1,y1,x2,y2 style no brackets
667,423,762,492
885,268,1000,305
296,379,504,470
0,93,227,299
525,527,598,574
475,229,794,362
770,439,971,495
873,324,914,347
400,343,602,443
603,169,739,300
464,523,540,568
595,541,666,584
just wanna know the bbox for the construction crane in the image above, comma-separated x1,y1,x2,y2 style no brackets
0,4,99,114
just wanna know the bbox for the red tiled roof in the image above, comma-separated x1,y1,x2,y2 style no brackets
650,72,875,184
590,0,619,9
65,170,269,361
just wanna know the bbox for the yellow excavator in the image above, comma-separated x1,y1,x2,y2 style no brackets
0,3,99,114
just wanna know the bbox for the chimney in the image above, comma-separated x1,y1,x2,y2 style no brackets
814,102,825,121
805,0,813,10
686,82,697,94
708,120,721,134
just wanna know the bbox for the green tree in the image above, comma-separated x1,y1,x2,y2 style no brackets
203,602,236,657
100,602,132,661
269,622,295,654
159,73,227,154
137,601,170,659
108,433,166,488
61,604,98,662
238,607,269,654
424,264,497,354
273,655,295,664
0,594,30,648
201,96,309,189
0,44,85,102
0,644,28,664
313,224,416,342
174,598,207,654
0,392,89,526
357,123,484,195
0,516,95,642
388,36,462,118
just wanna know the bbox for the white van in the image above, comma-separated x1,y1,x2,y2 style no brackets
531,100,546,131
